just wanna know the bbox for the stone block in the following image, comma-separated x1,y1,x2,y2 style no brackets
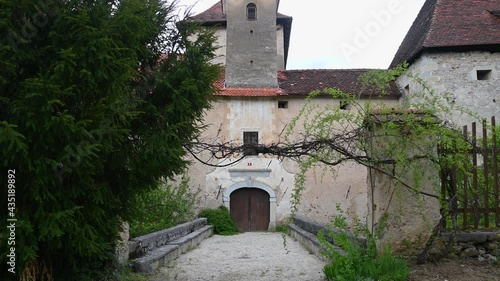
442,232,489,243
132,244,180,274
462,246,479,258
169,225,213,254
292,216,365,248
487,233,500,242
129,218,207,257
288,223,345,262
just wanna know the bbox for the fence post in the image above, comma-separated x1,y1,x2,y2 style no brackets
462,125,469,229
472,122,479,229
492,116,500,227
482,119,490,227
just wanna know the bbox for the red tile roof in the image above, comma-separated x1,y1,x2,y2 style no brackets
214,68,400,98
187,1,293,68
278,69,400,98
390,0,500,68
217,88,286,97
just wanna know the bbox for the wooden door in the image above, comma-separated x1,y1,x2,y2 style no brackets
230,188,270,232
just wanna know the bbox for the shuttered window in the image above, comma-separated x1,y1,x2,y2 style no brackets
243,132,258,155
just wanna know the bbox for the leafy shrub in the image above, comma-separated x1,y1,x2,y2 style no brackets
319,211,408,281
129,176,199,238
199,206,239,235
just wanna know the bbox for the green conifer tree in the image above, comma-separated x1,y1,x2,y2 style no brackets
0,0,220,279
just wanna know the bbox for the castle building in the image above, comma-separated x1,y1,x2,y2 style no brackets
391,0,500,125
186,0,499,231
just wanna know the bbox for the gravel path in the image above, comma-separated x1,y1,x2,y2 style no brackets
149,232,327,281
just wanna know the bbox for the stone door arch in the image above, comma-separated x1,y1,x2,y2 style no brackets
223,180,277,231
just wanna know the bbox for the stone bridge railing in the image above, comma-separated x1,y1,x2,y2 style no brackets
127,218,213,274
288,216,366,261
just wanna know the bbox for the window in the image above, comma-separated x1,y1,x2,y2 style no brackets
278,101,288,109
243,131,258,156
340,100,350,110
476,70,492,81
247,3,256,21
404,85,410,96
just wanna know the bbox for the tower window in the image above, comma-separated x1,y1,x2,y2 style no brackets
243,131,258,155
247,3,257,21
476,70,492,81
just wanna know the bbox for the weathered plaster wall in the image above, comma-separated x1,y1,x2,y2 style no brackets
225,0,278,87
188,97,400,226
211,27,227,66
276,24,284,70
366,116,441,254
205,19,285,70
396,51,500,126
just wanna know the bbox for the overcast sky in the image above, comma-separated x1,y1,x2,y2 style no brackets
176,0,427,70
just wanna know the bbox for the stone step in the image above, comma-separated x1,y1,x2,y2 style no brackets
169,225,213,255
132,224,213,274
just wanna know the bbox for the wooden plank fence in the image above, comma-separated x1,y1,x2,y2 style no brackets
441,116,500,230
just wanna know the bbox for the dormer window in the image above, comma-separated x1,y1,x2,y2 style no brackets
247,3,257,21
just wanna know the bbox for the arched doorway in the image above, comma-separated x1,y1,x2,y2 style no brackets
230,188,270,232
223,180,277,231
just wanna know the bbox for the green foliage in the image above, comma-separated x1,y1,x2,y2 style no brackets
129,176,199,238
0,0,220,279
99,262,148,281
199,206,239,236
275,225,288,233
319,211,408,281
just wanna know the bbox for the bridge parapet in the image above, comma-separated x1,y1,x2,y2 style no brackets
129,218,213,274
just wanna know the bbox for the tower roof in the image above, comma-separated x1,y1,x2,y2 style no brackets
390,0,500,68
187,1,293,68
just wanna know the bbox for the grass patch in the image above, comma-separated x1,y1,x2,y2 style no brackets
320,209,409,281
275,225,288,233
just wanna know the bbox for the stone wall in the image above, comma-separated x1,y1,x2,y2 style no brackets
366,113,441,254
396,51,500,126
439,232,500,262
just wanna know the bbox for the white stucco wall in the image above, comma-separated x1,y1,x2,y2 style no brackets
396,51,500,126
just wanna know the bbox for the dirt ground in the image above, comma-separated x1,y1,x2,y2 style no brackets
408,258,500,281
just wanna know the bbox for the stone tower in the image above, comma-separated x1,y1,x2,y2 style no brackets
223,0,279,88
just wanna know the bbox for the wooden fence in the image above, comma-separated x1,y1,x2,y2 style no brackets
441,116,500,230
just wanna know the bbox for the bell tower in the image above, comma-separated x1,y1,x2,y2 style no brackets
223,0,279,88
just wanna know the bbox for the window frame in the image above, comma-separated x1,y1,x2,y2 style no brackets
243,131,259,156
246,3,257,21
